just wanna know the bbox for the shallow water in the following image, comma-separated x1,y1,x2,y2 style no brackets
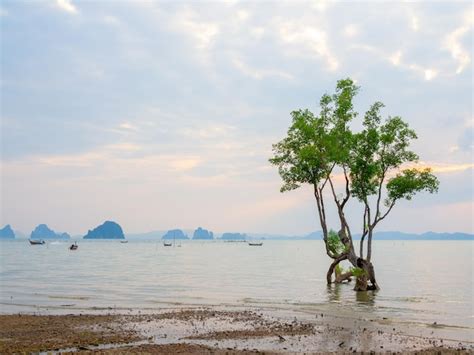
0,240,472,331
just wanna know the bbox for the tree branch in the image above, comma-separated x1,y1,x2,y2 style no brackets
374,167,387,226
328,176,356,255
340,165,351,209
321,163,336,191
326,253,348,284
314,184,337,259
360,205,368,258
374,200,396,226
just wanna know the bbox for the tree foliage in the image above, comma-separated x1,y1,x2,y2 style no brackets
387,168,439,201
269,79,359,193
327,229,345,256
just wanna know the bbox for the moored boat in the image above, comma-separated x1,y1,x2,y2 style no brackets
248,242,263,246
29,239,45,245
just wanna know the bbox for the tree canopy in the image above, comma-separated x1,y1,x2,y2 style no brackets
270,78,439,290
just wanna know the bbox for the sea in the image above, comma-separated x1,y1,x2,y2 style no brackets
0,239,472,340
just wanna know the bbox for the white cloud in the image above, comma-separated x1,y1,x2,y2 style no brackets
172,8,219,50
423,68,438,81
103,15,120,26
182,124,236,139
278,23,338,71
343,24,359,38
119,122,139,131
249,27,265,39
406,64,438,81
312,0,333,12
236,9,250,22
231,57,294,80
55,0,78,14
443,14,472,74
389,51,402,66
410,13,419,31
351,45,437,81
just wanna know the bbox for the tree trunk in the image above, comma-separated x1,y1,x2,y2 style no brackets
335,270,352,283
354,274,368,291
326,254,347,284
353,258,379,291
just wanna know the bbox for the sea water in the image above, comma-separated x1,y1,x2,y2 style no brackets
0,240,472,333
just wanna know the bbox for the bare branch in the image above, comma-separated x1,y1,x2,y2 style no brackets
360,205,369,258
374,167,388,226
321,163,336,191
340,165,351,209
374,200,396,226
314,184,338,259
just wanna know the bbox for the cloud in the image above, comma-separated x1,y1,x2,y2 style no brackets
278,22,338,70
181,124,236,139
249,27,265,39
409,13,419,31
351,44,439,81
343,24,359,38
389,51,402,66
231,57,294,80
2,1,472,234
38,152,104,167
55,0,78,14
32,145,201,174
236,9,250,22
172,7,219,50
442,13,472,74
103,15,120,26
411,162,474,174
169,157,201,171
105,143,142,152
458,127,473,151
118,122,139,131
311,0,334,13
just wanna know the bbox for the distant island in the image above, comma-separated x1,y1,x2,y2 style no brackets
162,229,189,240
0,225,15,239
83,221,125,239
221,232,247,241
30,224,70,240
193,227,213,240
247,231,474,241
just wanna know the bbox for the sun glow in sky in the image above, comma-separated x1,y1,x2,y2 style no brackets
0,1,472,235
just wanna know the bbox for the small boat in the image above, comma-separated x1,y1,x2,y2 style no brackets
120,240,128,243
248,242,263,246
69,242,78,250
29,239,45,245
163,242,172,247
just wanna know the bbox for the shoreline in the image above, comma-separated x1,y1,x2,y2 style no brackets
1,305,472,354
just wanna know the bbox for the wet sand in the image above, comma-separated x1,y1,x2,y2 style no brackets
0,308,472,354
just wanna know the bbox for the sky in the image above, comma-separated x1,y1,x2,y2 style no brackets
0,0,472,236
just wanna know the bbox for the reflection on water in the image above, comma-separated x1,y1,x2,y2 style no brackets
355,290,376,305
0,240,472,330
326,284,342,303
326,283,377,305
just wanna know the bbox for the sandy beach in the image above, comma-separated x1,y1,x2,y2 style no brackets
1,306,472,354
